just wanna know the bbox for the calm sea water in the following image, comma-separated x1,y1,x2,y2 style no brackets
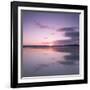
22,46,79,77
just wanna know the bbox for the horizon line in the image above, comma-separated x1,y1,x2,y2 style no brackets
23,44,79,47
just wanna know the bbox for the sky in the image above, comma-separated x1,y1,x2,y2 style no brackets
22,10,80,46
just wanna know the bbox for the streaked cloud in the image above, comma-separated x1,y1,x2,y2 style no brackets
57,27,79,32
53,39,78,45
52,26,79,45
34,21,55,29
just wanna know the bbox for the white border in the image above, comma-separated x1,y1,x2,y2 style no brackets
18,6,84,83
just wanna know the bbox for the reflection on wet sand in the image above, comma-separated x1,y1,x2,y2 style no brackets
22,46,79,77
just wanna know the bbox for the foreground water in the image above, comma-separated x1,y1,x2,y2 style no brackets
22,46,79,77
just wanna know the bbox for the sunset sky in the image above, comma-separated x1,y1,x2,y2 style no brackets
22,10,80,46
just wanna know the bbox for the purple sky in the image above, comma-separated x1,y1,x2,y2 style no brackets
21,10,80,46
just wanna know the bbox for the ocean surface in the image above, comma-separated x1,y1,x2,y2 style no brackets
21,46,79,77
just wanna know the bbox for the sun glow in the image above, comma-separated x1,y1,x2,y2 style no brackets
48,43,53,46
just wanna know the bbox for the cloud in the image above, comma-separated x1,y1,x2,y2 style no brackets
34,21,54,29
54,26,79,45
53,31,79,45
65,28,79,44
53,39,78,45
66,31,79,37
57,27,79,32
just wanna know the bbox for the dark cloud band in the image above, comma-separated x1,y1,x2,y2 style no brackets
57,27,79,32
